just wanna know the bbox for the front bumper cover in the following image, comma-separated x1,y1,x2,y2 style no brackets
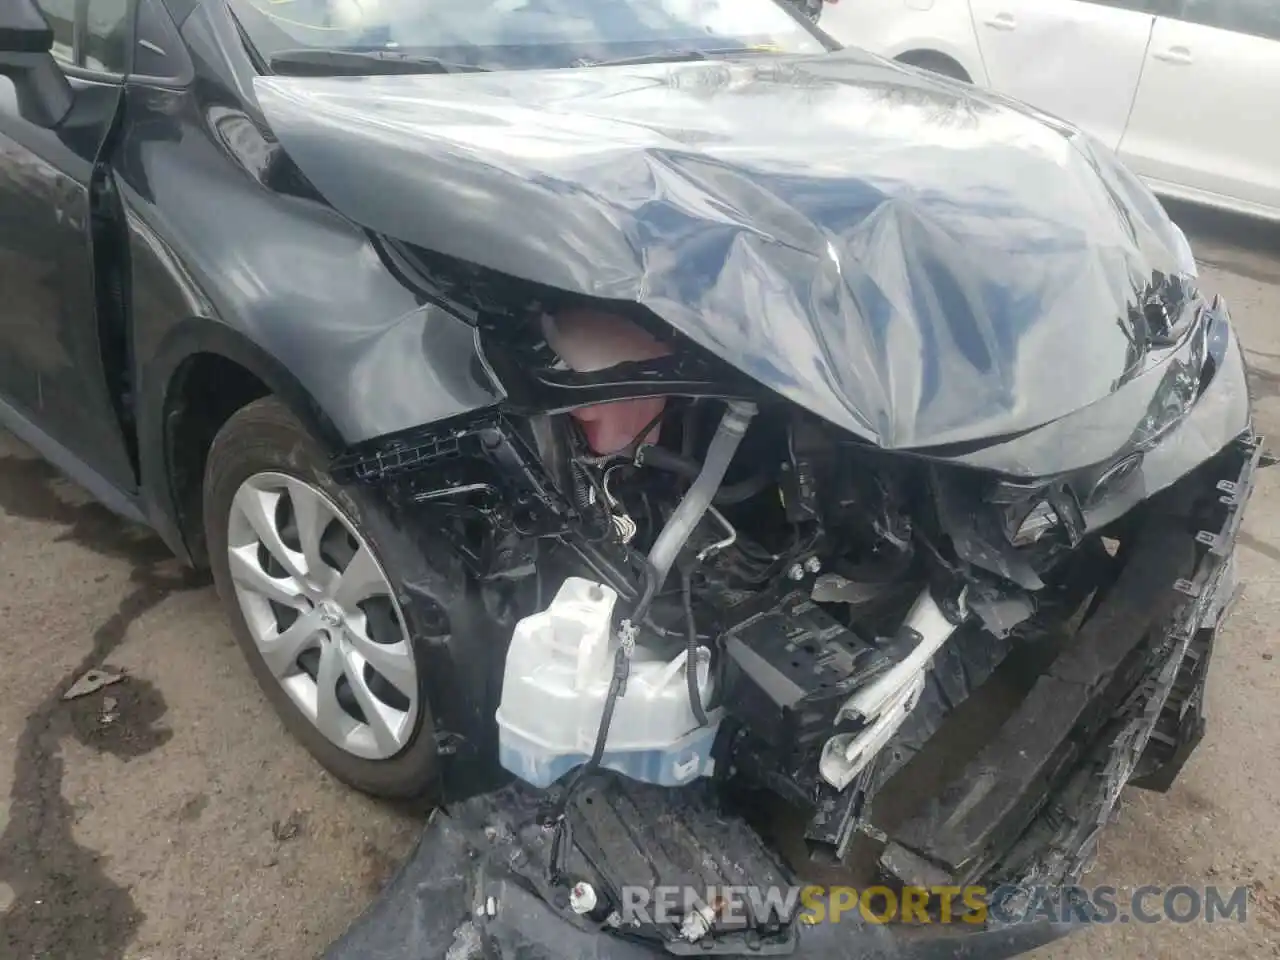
325,434,1258,960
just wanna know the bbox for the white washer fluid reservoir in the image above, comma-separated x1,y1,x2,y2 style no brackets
495,577,720,788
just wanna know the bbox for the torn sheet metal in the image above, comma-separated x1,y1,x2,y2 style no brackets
254,49,1220,473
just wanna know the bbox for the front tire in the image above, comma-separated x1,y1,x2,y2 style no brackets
204,397,441,799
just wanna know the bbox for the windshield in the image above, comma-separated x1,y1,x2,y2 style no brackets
228,0,829,72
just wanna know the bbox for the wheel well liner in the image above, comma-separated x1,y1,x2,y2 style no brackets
164,353,270,564
139,320,345,566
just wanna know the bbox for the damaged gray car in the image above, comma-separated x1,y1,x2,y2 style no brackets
0,0,1261,957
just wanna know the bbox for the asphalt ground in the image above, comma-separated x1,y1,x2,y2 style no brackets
1,202,1278,960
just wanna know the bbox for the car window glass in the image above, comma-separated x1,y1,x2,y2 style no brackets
227,0,826,72
1175,0,1280,39
35,0,77,65
84,0,132,73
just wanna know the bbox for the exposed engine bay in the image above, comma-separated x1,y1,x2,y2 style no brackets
248,52,1263,957
331,287,1259,954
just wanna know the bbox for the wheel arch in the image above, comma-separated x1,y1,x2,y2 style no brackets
138,317,345,566
894,48,974,82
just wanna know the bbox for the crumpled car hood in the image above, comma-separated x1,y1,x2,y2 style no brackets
254,49,1199,455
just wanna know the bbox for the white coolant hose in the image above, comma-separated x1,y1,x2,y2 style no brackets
646,400,757,589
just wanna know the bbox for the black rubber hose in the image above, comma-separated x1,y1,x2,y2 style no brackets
548,646,627,886
682,567,709,727
629,556,660,623
576,560,656,779
636,444,772,505
636,444,700,479
572,560,657,785
591,652,628,764
548,559,659,884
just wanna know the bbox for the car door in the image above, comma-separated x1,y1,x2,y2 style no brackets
0,0,139,492
967,0,1157,149
1118,0,1280,215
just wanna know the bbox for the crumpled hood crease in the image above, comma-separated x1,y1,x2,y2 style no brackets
254,50,1212,464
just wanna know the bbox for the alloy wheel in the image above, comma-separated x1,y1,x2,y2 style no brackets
226,472,419,760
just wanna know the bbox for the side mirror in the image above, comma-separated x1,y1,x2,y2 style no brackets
0,0,74,128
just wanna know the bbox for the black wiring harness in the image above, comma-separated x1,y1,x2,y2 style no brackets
547,558,659,885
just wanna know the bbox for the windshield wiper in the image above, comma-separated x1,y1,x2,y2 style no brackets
268,48,489,77
582,46,777,68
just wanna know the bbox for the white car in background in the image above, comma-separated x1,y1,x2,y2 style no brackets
820,0,1280,222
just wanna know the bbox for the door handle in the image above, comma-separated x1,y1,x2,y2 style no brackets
1153,45,1193,64
983,12,1017,29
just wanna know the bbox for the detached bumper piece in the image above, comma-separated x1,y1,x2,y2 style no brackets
323,782,1072,960
325,437,1258,960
